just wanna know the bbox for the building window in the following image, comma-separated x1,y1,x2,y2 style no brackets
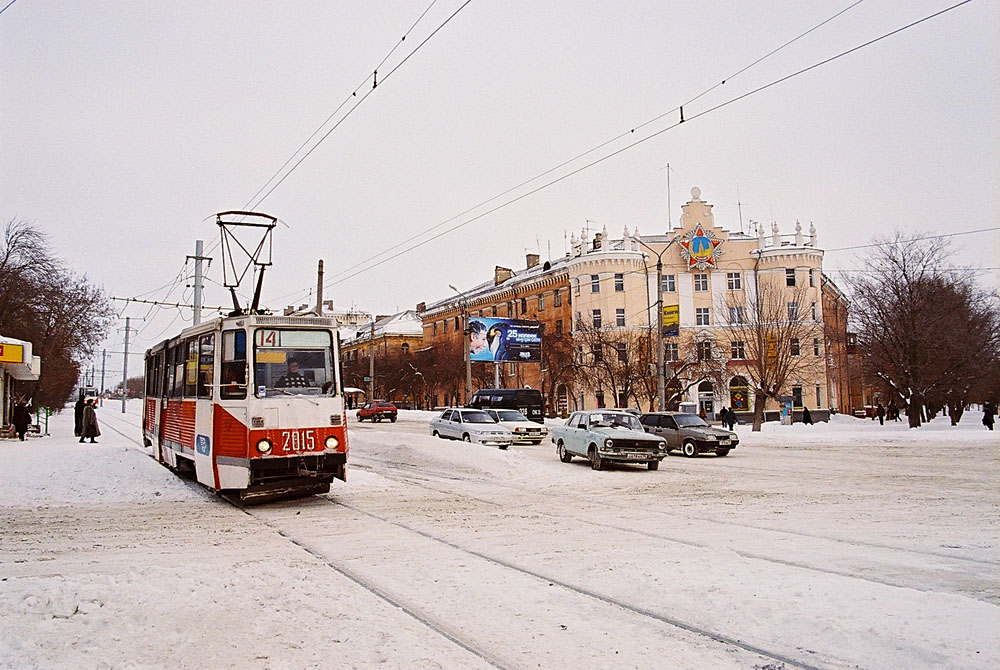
492,305,498,317
555,319,563,335
591,274,600,293
592,309,602,328
697,341,713,361
454,316,460,331
443,320,448,334
664,342,679,362
731,340,746,359
813,338,821,356
816,385,822,406
727,272,742,290
595,390,605,408
696,307,710,326
791,337,801,356
614,273,624,292
520,297,527,313
616,308,625,327
593,344,603,362
786,268,796,287
554,290,562,307
694,273,709,292
811,302,818,321
729,306,745,324
809,269,816,287
792,385,803,409
616,342,627,362
788,302,799,321
433,322,438,336
539,293,545,311
507,301,514,316
662,274,676,293
401,343,410,355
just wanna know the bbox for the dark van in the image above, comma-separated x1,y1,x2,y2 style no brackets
468,388,544,424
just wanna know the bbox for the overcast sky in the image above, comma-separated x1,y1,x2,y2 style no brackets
2,1,997,371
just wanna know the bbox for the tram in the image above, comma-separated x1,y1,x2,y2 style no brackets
142,312,348,503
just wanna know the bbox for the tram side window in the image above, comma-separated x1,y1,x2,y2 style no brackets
197,334,214,399
184,340,199,397
172,346,185,397
220,330,247,399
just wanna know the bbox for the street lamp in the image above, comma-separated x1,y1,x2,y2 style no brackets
449,284,473,404
636,236,679,411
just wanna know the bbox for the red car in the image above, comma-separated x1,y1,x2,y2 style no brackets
356,401,398,423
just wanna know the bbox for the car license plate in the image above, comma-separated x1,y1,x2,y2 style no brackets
719,439,731,446
627,453,645,460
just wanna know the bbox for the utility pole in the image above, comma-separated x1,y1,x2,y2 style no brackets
100,350,107,406
637,236,680,411
316,260,324,314
121,316,131,414
188,240,210,326
368,320,375,401
449,285,472,403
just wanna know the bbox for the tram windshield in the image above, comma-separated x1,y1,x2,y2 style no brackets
253,328,336,397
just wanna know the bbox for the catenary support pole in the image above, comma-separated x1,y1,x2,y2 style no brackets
121,316,130,414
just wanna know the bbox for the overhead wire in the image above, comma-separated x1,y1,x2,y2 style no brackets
280,0,870,306
316,0,974,292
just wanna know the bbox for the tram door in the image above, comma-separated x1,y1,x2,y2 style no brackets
191,334,216,487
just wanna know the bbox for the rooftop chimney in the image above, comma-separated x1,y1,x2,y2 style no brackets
592,232,603,251
526,253,540,269
494,266,513,285
416,301,426,312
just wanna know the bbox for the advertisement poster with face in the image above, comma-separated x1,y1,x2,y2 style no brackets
468,318,542,363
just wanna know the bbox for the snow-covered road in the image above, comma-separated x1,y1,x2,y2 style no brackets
2,402,997,669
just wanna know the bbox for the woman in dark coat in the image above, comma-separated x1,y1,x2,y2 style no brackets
74,396,86,437
12,401,32,441
802,406,813,425
80,399,100,443
984,401,996,431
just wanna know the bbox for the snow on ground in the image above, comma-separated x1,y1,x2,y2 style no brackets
1,401,998,669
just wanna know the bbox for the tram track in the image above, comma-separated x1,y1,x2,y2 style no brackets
351,451,1000,570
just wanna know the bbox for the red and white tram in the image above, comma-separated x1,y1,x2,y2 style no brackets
143,313,348,502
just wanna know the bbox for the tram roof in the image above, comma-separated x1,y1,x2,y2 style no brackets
144,313,339,355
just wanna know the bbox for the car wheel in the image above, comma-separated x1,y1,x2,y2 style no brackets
557,442,573,463
589,445,603,471
356,415,363,422
716,448,731,457
682,440,698,458
432,430,440,438
390,416,397,423
499,444,509,450
463,434,471,442
647,460,659,470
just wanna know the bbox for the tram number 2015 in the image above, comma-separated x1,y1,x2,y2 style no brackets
281,429,317,452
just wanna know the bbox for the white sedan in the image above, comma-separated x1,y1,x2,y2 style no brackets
484,409,548,445
429,408,514,449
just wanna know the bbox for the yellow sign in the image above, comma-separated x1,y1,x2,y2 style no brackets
0,343,24,363
765,335,778,363
662,305,679,336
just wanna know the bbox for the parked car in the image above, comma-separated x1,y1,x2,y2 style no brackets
484,409,549,445
468,388,544,424
357,401,398,423
430,408,514,449
550,409,667,470
639,412,738,457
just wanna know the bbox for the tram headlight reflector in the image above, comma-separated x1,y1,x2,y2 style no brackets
255,438,272,454
325,436,339,450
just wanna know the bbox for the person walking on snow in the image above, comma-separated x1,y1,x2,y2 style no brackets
74,394,85,437
876,403,885,426
80,399,100,443
984,401,996,431
802,406,813,425
12,401,31,441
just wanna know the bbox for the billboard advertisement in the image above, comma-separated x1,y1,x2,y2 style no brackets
469,318,542,363
662,305,679,337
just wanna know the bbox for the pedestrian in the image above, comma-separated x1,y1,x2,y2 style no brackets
80,399,100,443
984,401,996,431
802,406,813,425
12,400,32,441
74,394,86,437
876,403,885,426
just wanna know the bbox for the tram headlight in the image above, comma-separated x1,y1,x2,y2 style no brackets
255,438,272,454
325,436,339,450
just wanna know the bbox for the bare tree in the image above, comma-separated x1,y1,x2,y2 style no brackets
847,233,1000,427
722,277,826,431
